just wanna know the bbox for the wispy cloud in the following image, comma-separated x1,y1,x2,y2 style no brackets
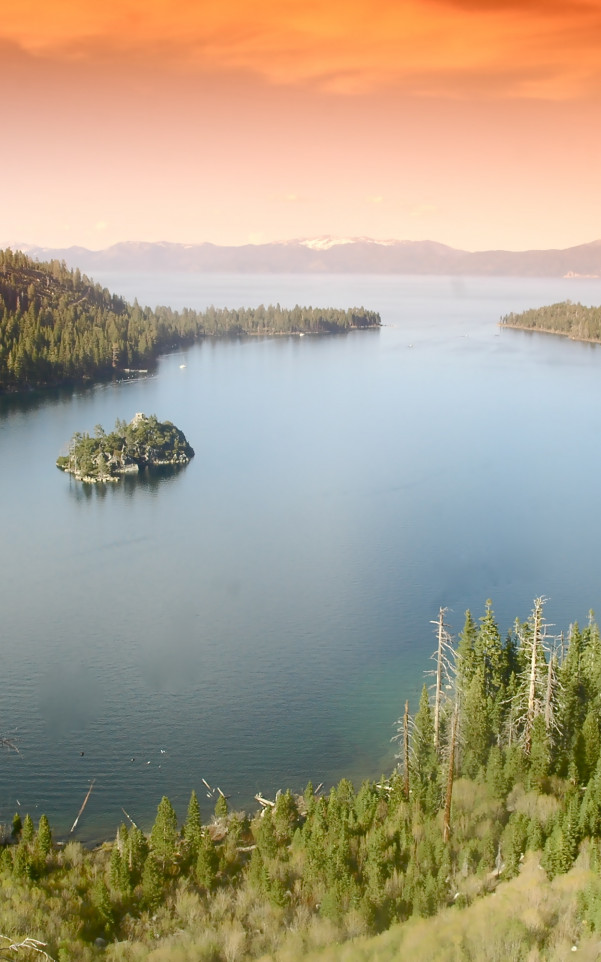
2,0,601,99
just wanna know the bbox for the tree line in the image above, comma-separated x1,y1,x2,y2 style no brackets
501,299,601,342
0,248,381,393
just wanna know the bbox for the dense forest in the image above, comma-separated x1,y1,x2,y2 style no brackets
56,414,194,482
501,300,601,341
0,249,381,393
5,598,601,960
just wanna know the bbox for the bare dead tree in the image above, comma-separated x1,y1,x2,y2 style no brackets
524,597,544,753
403,699,410,798
392,699,414,793
428,608,456,753
510,597,560,754
0,935,56,961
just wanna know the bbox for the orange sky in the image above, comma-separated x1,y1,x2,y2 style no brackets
2,0,601,250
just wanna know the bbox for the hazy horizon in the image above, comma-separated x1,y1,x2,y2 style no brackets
4,236,601,256
2,0,601,254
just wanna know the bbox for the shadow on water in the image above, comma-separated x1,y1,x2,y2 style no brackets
0,372,156,421
65,463,189,500
0,383,87,419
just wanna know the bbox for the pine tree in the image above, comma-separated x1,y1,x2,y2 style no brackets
580,756,601,838
412,685,438,798
21,813,35,845
273,789,299,845
183,789,203,858
461,666,491,777
36,814,52,859
214,793,228,819
92,879,115,935
149,795,178,874
456,609,478,691
528,714,551,790
195,833,219,890
141,855,163,911
575,709,601,783
254,809,279,859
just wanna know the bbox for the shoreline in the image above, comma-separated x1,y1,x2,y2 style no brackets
500,321,601,345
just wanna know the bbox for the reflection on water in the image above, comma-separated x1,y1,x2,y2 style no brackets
64,463,189,501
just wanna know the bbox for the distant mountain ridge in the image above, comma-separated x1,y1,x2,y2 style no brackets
11,237,601,277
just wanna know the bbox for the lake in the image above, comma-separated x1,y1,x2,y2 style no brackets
2,272,601,842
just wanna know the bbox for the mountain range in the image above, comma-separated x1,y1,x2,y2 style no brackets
10,237,601,277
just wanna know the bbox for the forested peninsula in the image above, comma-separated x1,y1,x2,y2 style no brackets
501,300,601,342
0,249,381,393
5,599,601,961
56,414,194,482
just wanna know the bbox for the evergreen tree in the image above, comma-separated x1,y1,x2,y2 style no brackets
273,789,299,846
214,793,228,819
456,609,478,691
581,756,601,838
412,685,438,802
141,855,163,911
92,879,115,935
528,714,551,790
575,709,601,783
461,666,492,777
195,833,219,890
36,814,52,859
21,813,35,845
149,795,179,874
183,789,203,859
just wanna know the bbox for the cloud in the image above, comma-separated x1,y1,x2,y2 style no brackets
1,0,601,100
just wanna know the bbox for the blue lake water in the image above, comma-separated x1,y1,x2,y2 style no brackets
2,272,601,842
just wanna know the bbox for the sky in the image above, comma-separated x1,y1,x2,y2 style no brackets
1,0,601,252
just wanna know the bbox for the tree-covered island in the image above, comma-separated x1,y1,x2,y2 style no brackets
501,300,601,342
56,414,194,482
0,248,381,393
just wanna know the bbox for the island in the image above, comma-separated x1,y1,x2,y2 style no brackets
500,299,601,342
56,413,194,482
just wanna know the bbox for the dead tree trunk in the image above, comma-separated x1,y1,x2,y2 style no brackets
434,607,445,753
403,699,410,798
525,597,543,755
544,654,555,733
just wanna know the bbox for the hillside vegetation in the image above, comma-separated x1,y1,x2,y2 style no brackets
0,248,380,393
4,599,601,960
501,300,601,342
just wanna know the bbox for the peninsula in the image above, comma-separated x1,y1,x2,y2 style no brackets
500,299,601,342
56,413,194,482
0,248,381,394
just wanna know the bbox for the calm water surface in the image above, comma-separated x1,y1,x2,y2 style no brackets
2,273,601,841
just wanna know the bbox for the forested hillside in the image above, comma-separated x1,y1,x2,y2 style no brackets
501,300,601,341
0,249,380,393
4,599,601,960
